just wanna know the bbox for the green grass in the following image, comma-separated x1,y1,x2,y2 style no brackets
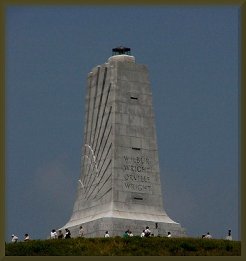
5,236,241,256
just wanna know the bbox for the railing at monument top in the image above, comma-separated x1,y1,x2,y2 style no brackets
112,46,131,56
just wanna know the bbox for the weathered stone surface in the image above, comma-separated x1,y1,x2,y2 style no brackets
61,54,185,237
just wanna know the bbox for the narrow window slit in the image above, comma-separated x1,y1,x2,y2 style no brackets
130,96,138,100
134,197,143,200
132,147,141,150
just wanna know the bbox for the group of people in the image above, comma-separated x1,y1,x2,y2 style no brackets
140,226,152,237
140,226,172,238
202,232,213,239
50,228,73,239
201,230,232,240
48,225,171,239
103,226,172,238
11,227,233,241
11,233,30,243
122,229,134,238
50,226,84,239
11,225,168,242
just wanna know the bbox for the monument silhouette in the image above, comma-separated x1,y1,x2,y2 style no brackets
61,47,186,237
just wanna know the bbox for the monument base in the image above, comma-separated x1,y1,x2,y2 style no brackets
62,217,186,238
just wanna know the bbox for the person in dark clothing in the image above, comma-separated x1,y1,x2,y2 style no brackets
64,228,71,239
57,230,64,239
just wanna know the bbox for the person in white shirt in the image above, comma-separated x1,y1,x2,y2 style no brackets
144,226,151,237
225,230,232,241
79,226,84,237
204,232,212,239
140,230,145,237
129,231,133,237
104,231,110,238
167,232,172,238
24,233,30,241
50,229,58,239
11,234,18,243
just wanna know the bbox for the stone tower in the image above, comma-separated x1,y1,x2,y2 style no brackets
61,47,185,237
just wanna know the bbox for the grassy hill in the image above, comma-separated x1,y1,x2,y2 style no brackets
5,236,241,256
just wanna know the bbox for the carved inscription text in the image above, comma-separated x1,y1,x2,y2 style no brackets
122,155,152,193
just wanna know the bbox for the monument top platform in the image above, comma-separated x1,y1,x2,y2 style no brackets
108,54,135,63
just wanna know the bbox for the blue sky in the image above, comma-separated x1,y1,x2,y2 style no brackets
5,5,239,241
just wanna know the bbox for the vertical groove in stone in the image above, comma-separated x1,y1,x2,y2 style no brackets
87,128,112,200
94,84,111,155
83,67,100,192
92,67,108,150
82,76,112,199
85,107,112,199
88,66,100,147
80,74,93,187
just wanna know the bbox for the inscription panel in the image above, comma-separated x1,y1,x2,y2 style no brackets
122,155,153,194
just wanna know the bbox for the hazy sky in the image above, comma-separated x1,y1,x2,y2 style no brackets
6,5,240,241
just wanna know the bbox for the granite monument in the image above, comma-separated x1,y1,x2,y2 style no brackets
61,47,186,237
